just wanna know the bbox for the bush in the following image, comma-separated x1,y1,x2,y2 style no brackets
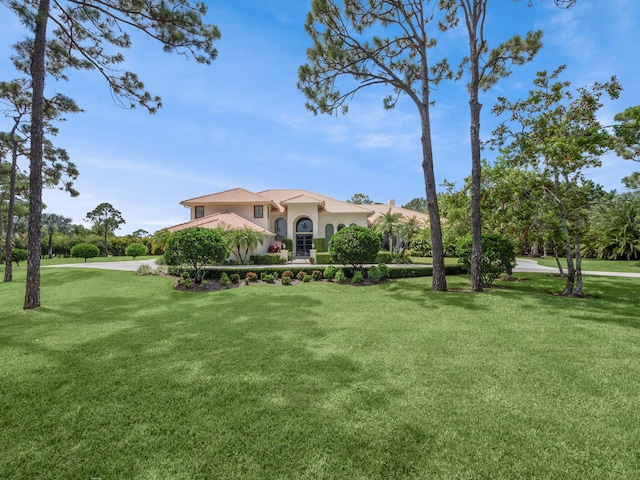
11,248,28,266
367,265,383,283
302,274,312,283
155,256,166,265
312,238,326,252
164,227,228,283
179,271,192,288
281,276,292,286
297,270,307,280
70,243,100,262
352,271,364,284
282,238,293,251
378,263,390,279
312,270,323,281
323,265,337,280
249,254,281,265
267,244,282,253
261,273,276,284
125,243,148,260
220,272,230,285
316,252,332,264
245,272,258,283
374,251,392,264
282,270,294,279
457,233,516,287
334,269,347,283
230,273,240,284
136,264,154,275
329,226,381,269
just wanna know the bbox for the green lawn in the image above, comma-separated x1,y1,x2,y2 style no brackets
1,268,639,479
532,256,640,273
34,255,158,266
409,256,460,266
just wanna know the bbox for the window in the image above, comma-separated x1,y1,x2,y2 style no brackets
254,205,264,218
325,224,334,243
195,206,204,219
296,218,313,232
349,223,357,227
337,223,345,231
275,218,287,240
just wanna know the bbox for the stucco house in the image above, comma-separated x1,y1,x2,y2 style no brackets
166,188,428,257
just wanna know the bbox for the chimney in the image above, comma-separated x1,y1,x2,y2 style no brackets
388,199,396,206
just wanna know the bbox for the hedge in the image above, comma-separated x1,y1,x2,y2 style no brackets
249,253,281,265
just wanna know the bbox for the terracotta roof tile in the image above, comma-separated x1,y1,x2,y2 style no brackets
167,211,274,235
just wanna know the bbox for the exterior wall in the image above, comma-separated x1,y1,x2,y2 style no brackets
318,212,369,238
191,203,272,231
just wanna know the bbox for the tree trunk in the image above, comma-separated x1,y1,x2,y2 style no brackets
48,231,53,258
103,229,109,257
466,4,483,293
4,127,20,282
573,228,584,297
420,112,447,292
24,0,50,309
553,245,564,277
560,220,575,296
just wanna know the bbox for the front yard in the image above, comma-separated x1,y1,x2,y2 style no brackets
1,267,639,479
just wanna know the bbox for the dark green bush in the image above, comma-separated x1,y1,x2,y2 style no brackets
316,252,332,264
282,238,293,251
70,243,100,262
378,263,390,279
230,273,240,284
125,243,148,260
220,272,230,285
262,273,276,284
249,253,281,265
329,226,381,269
312,238,326,252
352,271,364,284
11,248,28,266
303,274,312,283
457,233,516,287
164,227,228,283
374,251,392,264
367,265,383,283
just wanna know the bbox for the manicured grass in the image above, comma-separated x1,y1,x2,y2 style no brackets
409,256,461,266
1,269,639,479
532,256,640,273
34,255,159,266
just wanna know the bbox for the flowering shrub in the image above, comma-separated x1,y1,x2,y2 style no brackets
297,270,307,280
281,276,292,286
267,244,282,253
282,270,294,279
312,270,323,281
246,272,258,282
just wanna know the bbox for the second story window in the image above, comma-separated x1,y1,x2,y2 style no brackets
195,206,204,219
254,205,264,218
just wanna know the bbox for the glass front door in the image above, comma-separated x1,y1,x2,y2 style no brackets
296,234,313,257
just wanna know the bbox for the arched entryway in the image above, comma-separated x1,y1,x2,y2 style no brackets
295,217,313,257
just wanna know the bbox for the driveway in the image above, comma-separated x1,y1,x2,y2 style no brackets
514,257,640,278
45,258,158,272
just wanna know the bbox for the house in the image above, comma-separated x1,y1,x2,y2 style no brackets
166,188,429,257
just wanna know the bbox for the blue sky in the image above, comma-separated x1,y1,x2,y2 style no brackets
1,0,638,235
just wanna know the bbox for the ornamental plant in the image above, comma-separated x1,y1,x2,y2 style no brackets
125,243,148,260
351,271,364,284
457,233,516,287
329,225,380,269
164,227,228,283
70,243,100,262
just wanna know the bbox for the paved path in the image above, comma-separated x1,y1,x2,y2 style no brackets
513,257,640,278
48,257,640,278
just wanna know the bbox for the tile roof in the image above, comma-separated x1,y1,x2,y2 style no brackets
180,187,275,207
166,211,274,235
258,189,374,214
367,203,429,226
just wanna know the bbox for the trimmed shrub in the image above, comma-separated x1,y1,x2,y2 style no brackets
11,248,28,266
70,243,100,262
125,243,148,260
374,250,392,264
164,227,228,283
367,265,383,283
312,238,326,252
230,273,240,284
262,273,276,284
220,272,230,285
281,276,292,286
334,269,347,283
302,274,312,283
457,233,516,287
312,270,323,281
352,271,364,284
245,272,258,282
329,226,381,269
323,265,337,280
296,270,306,280
282,270,294,279
316,252,332,264
378,263,390,279
267,244,282,253
282,238,293,251
249,253,281,265
155,256,166,265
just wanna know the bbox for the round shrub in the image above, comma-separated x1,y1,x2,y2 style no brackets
164,227,228,283
11,248,28,266
457,233,516,287
281,276,292,286
334,269,347,283
70,243,100,262
220,272,230,285
245,272,258,282
329,226,380,269
323,265,337,280
302,274,312,283
351,271,364,284
282,270,295,279
367,265,383,283
312,270,323,281
125,243,148,260
230,273,241,284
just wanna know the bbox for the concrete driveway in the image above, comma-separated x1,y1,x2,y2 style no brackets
46,258,159,272
514,257,640,278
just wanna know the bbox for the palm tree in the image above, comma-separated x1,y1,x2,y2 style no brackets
593,193,640,260
41,213,72,258
399,216,421,252
373,209,404,254
152,228,172,255
225,227,264,264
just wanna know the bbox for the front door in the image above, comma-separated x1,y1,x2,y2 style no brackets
295,234,313,257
